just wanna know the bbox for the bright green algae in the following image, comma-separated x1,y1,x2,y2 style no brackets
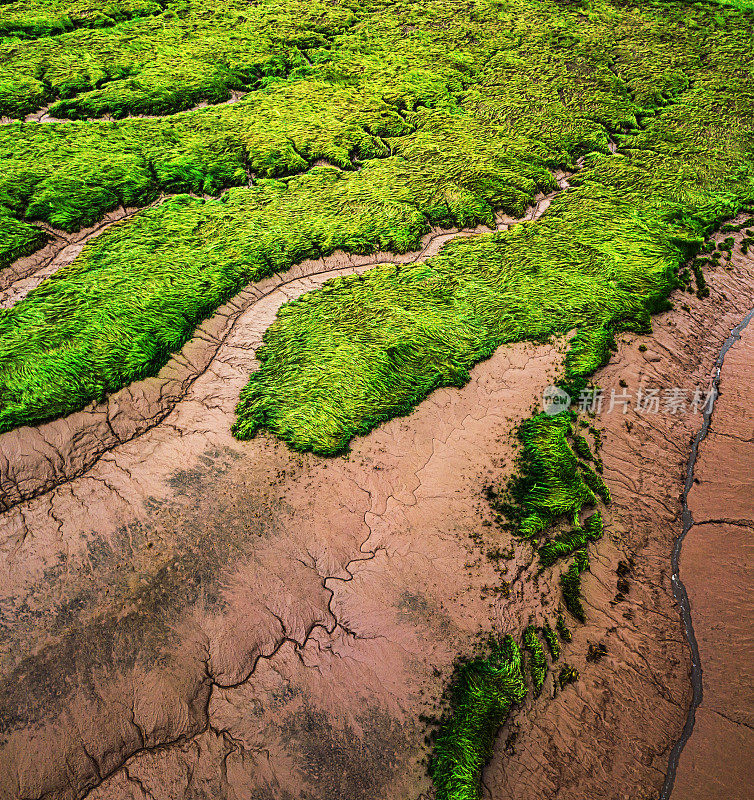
229,3,754,454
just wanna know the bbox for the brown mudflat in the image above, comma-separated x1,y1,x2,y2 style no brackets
672,323,754,800
1,211,754,799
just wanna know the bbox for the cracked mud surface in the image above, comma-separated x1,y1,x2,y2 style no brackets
1,206,753,799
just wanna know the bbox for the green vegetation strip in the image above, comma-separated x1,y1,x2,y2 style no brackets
561,549,591,624
500,413,604,539
556,614,572,643
431,636,527,800
0,1,164,42
542,623,560,662
0,210,46,270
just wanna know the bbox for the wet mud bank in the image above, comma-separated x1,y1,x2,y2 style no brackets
670,311,754,800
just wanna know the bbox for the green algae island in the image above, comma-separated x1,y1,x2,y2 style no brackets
0,2,753,800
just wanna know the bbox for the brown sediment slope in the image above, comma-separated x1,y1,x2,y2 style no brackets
1,205,753,799
671,321,754,800
0,314,562,799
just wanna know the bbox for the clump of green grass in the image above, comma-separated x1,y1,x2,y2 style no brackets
541,622,560,661
579,462,611,505
690,257,710,298
558,664,579,689
560,549,590,623
586,642,608,662
523,625,547,695
503,412,598,539
431,635,527,800
0,1,163,41
538,511,603,568
571,434,593,461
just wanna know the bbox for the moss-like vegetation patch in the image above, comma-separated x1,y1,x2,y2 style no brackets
558,664,579,690
431,635,527,800
0,210,46,270
501,412,602,538
542,622,560,662
556,613,572,643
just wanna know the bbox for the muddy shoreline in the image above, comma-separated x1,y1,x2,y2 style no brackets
486,216,754,800
660,303,754,799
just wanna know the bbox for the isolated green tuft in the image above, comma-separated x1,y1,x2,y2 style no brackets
523,625,548,695
539,511,604,568
542,623,561,661
561,549,591,623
